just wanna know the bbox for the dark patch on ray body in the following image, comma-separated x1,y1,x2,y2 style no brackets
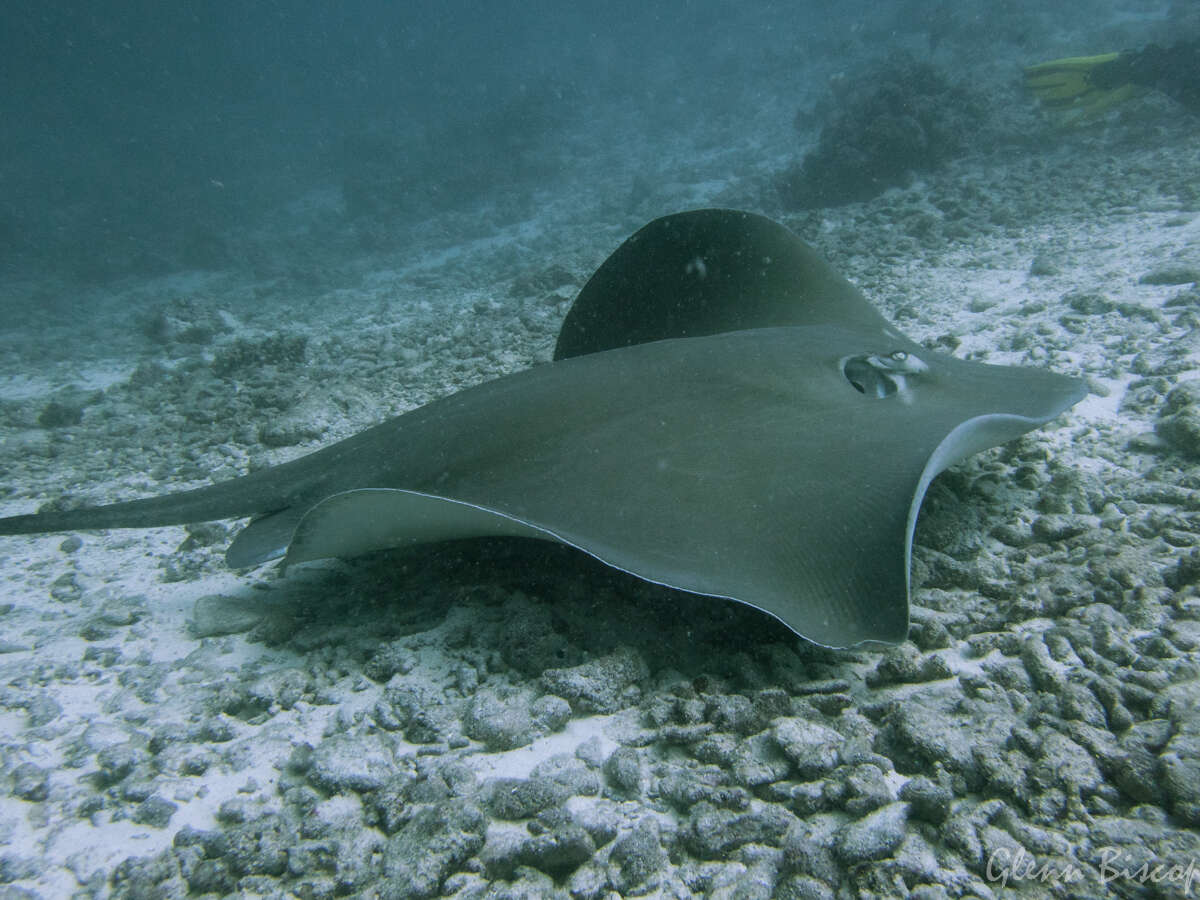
0,210,1085,648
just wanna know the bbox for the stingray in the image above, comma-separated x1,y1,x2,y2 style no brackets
0,209,1085,648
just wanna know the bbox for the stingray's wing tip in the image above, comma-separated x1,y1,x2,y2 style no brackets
225,508,298,569
225,543,286,570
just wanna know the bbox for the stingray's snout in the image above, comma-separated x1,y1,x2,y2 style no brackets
841,350,928,398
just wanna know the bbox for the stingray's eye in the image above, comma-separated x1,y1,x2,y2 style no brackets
840,351,928,398
879,349,928,376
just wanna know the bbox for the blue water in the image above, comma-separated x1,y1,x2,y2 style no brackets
2,0,1181,297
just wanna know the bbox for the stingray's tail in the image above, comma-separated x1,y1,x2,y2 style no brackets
0,479,271,537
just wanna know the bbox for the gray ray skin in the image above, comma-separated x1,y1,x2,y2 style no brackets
0,209,1086,648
